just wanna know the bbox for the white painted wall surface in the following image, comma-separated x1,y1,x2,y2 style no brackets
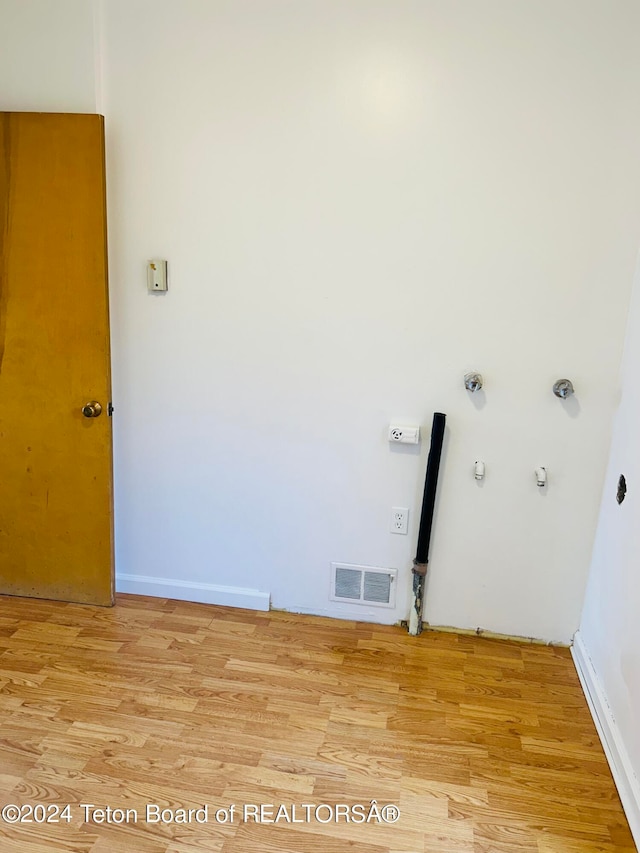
0,0,95,113
576,254,640,834
78,0,640,641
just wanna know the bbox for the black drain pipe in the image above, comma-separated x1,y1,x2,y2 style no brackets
409,412,446,636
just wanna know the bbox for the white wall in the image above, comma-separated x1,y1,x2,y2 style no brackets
3,1,639,642
0,0,96,113
575,254,640,840
100,0,640,642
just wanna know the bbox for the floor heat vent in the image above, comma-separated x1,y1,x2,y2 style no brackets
330,563,397,608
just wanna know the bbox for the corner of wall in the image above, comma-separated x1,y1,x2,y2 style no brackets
571,630,640,847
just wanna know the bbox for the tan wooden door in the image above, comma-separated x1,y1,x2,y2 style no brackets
0,112,114,606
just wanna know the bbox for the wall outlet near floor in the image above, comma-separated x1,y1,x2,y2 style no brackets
391,507,409,535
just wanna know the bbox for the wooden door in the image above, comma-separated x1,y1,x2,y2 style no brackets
0,112,114,606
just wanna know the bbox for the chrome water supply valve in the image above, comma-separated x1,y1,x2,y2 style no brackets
553,379,574,399
464,372,483,393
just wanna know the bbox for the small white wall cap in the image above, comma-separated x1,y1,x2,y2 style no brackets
535,467,547,487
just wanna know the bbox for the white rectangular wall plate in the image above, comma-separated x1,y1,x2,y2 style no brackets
390,507,409,535
147,259,168,292
388,425,420,444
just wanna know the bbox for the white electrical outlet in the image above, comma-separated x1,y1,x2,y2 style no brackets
388,425,420,444
391,507,409,535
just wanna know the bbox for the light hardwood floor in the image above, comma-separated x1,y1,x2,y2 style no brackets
0,594,634,852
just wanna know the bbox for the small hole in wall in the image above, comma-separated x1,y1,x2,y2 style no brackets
617,474,627,505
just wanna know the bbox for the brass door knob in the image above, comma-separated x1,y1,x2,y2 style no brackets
82,401,103,418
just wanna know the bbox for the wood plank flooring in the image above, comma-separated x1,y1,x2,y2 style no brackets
0,594,634,852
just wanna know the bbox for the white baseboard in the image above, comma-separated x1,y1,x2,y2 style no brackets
115,573,270,612
572,631,640,848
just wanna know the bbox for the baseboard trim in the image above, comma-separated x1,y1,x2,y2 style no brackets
572,630,640,847
115,573,270,612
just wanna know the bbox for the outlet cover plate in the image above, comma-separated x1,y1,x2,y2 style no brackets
388,425,420,444
391,507,409,535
